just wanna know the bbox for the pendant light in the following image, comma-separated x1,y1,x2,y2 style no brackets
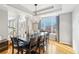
34,4,37,16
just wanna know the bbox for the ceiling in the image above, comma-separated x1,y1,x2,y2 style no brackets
21,4,59,12
4,4,78,17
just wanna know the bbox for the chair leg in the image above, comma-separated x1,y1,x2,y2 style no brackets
21,49,23,54
12,48,14,54
43,46,45,53
17,51,19,54
39,47,40,54
35,46,38,53
17,48,20,54
25,49,29,54
43,42,45,53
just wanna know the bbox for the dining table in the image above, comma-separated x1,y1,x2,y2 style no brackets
19,32,49,42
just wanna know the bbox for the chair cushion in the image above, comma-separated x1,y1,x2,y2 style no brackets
14,41,29,48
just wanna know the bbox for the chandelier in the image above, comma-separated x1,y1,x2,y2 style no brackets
33,4,39,23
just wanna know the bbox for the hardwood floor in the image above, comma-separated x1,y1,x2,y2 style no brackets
0,39,75,54
48,40,75,54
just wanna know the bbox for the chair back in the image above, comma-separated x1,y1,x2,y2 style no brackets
38,35,44,43
29,36,38,50
10,37,19,48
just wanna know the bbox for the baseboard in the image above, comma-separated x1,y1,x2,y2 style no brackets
59,41,72,47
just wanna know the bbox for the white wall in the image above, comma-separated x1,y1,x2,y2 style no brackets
59,12,72,45
0,6,8,39
72,5,79,53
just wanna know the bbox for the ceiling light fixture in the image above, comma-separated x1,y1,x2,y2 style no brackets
34,4,38,15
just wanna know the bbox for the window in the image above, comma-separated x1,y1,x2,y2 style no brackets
38,16,58,33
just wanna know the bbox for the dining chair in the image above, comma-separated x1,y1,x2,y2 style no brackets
44,32,49,53
28,36,38,54
37,35,45,54
11,37,29,54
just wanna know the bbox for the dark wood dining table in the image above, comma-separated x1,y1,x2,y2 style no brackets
19,32,49,43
